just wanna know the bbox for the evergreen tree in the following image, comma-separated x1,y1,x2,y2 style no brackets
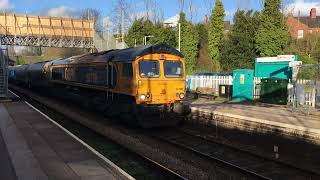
125,18,154,47
208,0,225,71
150,23,177,47
313,39,320,64
195,23,208,44
255,0,289,56
177,12,199,74
195,23,212,71
143,19,154,37
221,10,260,71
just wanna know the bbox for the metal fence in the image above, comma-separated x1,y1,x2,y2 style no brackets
290,64,320,109
187,74,319,109
187,75,233,94
187,75,261,98
288,80,316,107
0,48,8,98
253,77,262,99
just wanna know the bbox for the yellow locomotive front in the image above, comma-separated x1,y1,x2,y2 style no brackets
135,53,186,105
133,53,189,126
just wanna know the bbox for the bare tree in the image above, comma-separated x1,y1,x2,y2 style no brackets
236,0,253,10
193,3,199,23
259,0,265,10
189,0,194,22
203,0,213,15
152,0,159,23
159,7,165,23
143,0,162,23
109,0,132,38
281,0,289,14
178,0,185,12
144,0,152,20
80,8,102,31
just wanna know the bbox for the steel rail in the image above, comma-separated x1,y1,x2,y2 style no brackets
150,132,273,180
8,86,188,180
179,128,320,177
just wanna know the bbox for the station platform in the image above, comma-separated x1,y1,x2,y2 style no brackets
189,98,320,142
0,92,133,180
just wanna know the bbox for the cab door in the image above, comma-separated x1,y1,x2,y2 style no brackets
119,62,134,95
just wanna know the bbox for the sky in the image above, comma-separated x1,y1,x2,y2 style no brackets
0,0,319,26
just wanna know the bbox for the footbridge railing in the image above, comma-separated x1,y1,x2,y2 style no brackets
0,13,94,49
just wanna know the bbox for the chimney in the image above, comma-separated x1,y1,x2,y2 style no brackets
310,8,317,19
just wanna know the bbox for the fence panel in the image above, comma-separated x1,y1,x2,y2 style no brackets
187,75,317,108
292,80,318,107
188,75,261,98
187,75,233,94
253,77,262,99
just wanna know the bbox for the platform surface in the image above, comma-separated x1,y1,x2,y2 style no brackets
0,97,132,180
190,98,320,134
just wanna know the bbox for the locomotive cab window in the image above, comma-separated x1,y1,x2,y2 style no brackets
122,63,133,78
164,61,183,77
139,60,159,78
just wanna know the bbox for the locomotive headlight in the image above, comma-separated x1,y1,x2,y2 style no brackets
140,94,146,101
179,93,185,99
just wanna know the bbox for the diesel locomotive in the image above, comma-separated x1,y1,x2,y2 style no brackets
9,44,189,127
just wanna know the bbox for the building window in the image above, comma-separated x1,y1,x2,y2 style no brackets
297,30,304,39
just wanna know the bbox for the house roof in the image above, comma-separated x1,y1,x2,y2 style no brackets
293,16,320,28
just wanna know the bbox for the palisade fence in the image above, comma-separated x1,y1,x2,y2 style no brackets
289,79,319,108
186,75,319,108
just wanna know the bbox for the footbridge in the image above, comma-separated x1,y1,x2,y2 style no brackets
0,13,94,49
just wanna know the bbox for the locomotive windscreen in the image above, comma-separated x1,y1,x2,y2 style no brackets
164,61,183,77
139,60,160,77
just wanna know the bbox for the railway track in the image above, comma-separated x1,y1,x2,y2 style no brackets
9,85,319,180
180,128,320,175
8,86,187,180
150,128,319,180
